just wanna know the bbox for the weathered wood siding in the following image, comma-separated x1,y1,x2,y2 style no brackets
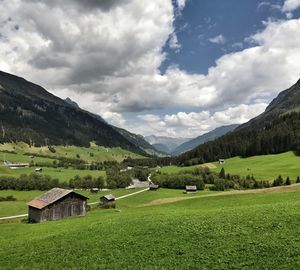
28,194,87,223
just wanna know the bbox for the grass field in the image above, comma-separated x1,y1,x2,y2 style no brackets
160,151,300,181
0,142,144,182
0,185,300,269
0,188,144,217
0,142,143,163
0,165,106,182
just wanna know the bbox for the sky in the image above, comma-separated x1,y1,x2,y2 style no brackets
0,0,300,138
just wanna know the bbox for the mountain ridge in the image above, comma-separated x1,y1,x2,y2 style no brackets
178,79,300,164
0,70,155,155
172,124,239,156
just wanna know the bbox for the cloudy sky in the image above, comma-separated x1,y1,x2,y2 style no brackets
0,0,300,138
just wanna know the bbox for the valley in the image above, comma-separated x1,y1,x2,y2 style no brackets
1,185,300,269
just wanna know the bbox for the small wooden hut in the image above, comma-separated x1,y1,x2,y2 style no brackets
27,188,88,223
185,185,197,193
100,194,116,208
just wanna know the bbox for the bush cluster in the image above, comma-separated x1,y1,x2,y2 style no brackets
0,195,16,201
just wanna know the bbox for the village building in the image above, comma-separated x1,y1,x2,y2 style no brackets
186,185,197,193
4,160,30,169
90,188,99,194
35,167,43,172
100,194,116,208
219,159,225,164
27,188,88,223
149,183,159,191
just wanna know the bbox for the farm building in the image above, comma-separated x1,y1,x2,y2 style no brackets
219,159,225,164
100,194,116,208
27,188,88,223
90,188,99,194
186,185,197,193
4,160,29,169
35,167,43,172
149,183,159,191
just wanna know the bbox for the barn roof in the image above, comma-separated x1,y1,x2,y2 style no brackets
27,188,88,209
101,194,115,201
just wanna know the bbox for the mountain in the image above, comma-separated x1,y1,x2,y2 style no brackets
179,79,300,165
172,124,239,156
0,70,149,155
113,128,163,156
64,95,161,155
64,97,80,109
145,135,191,154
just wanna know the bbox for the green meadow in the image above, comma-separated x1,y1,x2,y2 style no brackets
0,142,143,163
160,151,300,181
0,165,106,183
0,142,144,183
0,188,143,217
1,185,300,269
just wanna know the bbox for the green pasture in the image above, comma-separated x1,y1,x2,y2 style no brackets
0,188,143,217
1,185,300,269
0,165,106,182
0,142,143,163
212,151,300,181
160,151,300,181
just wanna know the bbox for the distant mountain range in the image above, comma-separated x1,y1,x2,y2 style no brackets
172,124,239,156
179,79,300,164
145,135,191,154
0,70,160,156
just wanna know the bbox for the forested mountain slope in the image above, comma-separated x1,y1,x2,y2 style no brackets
0,71,148,155
178,79,300,164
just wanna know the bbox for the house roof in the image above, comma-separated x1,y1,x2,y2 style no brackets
27,188,88,209
101,194,115,201
186,185,197,190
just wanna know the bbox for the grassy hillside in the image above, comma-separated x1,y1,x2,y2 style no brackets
0,142,143,163
0,166,106,183
212,151,300,181
1,186,300,269
159,151,300,181
0,142,144,183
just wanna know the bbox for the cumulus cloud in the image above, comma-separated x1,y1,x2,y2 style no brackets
131,103,268,137
168,32,181,52
0,1,300,138
209,34,226,45
282,0,300,12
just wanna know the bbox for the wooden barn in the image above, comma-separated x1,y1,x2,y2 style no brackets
27,188,89,223
186,185,197,193
100,194,116,208
149,183,159,191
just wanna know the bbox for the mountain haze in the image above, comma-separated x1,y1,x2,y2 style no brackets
145,135,191,154
172,124,239,156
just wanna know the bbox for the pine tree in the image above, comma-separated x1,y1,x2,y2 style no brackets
285,176,291,185
219,168,226,179
297,176,300,183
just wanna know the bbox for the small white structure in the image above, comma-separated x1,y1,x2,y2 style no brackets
35,168,43,172
219,159,225,165
186,185,197,193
